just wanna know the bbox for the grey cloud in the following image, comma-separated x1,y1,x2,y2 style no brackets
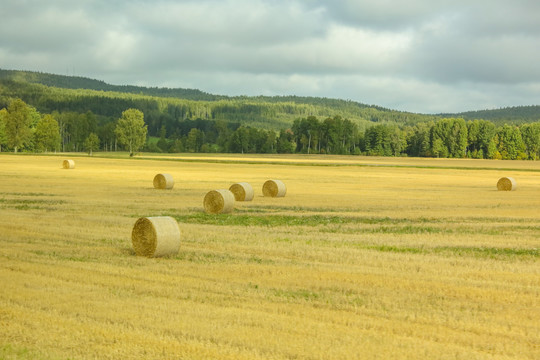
1,0,540,113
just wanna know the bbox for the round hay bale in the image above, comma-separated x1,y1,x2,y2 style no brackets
262,179,286,197
132,216,181,257
204,189,235,214
63,160,75,169
497,177,517,191
229,182,254,201
153,173,174,189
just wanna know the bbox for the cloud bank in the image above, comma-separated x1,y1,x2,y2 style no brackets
1,0,539,113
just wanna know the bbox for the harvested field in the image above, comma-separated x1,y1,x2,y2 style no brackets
1,153,539,360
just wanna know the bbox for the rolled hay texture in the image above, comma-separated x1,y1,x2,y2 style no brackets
204,189,235,214
153,173,174,189
262,179,287,197
63,160,75,169
497,177,517,191
132,216,181,257
229,182,254,201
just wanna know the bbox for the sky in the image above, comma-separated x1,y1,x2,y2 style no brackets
1,0,539,114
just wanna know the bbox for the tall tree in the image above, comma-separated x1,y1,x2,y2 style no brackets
0,108,7,152
5,99,33,153
407,121,433,157
34,114,61,152
84,133,100,156
276,129,295,154
519,123,540,160
185,128,203,153
115,109,147,156
494,124,526,160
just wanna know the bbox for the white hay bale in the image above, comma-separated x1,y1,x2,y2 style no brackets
262,179,286,197
204,189,235,214
497,177,517,191
153,173,174,189
229,182,254,201
131,216,181,257
63,160,75,169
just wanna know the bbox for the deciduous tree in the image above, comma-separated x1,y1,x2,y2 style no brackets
84,133,100,155
34,114,61,152
0,108,7,152
115,109,147,156
5,99,33,153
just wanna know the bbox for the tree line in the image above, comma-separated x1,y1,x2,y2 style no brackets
1,98,539,160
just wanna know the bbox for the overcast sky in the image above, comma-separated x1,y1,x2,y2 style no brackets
1,0,539,113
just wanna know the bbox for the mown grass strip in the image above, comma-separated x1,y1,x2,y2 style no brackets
130,155,540,173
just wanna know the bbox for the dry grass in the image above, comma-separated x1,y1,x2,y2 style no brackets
262,179,286,197
497,176,517,191
131,216,181,257
62,159,75,169
229,182,254,201
1,153,539,360
153,173,174,189
203,189,235,214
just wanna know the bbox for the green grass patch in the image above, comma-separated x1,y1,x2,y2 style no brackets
171,213,421,227
0,344,59,360
272,288,321,302
30,250,95,262
366,244,539,259
175,250,275,265
0,197,66,211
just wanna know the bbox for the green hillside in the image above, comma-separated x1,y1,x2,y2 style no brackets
1,69,540,160
2,69,540,130
0,68,437,133
444,106,540,125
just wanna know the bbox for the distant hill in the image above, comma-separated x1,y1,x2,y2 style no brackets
1,68,539,129
441,106,540,125
0,68,223,101
1,68,442,131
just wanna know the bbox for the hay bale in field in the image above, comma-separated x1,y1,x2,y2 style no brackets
204,189,235,214
262,179,286,197
153,173,174,189
63,159,75,169
132,216,181,257
229,182,254,201
497,177,517,191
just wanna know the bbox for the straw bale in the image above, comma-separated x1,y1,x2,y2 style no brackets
132,216,181,257
63,160,75,169
204,189,235,214
229,182,254,201
153,173,174,189
497,177,517,191
262,179,286,197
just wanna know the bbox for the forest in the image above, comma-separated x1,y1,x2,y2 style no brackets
1,69,540,159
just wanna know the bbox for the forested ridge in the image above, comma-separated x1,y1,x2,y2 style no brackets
1,68,539,159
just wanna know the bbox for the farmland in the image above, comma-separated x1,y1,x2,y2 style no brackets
1,153,539,359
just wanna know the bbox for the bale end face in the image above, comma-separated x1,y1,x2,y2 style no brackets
63,160,75,169
132,216,181,257
204,189,235,214
497,177,517,191
229,182,254,201
153,173,174,189
262,180,286,197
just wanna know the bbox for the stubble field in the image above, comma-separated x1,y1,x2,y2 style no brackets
1,153,539,359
